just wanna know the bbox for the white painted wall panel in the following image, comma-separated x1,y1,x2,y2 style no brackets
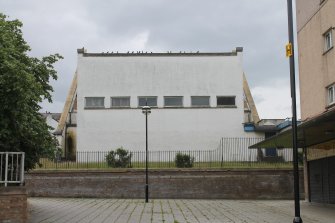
77,54,262,151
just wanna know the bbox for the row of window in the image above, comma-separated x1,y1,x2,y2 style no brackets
85,96,236,108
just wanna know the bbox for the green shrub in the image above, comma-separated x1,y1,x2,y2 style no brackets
175,153,194,168
106,147,132,168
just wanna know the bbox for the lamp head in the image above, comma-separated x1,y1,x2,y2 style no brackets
142,106,151,114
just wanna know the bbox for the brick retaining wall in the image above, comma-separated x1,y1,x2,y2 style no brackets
25,169,304,199
0,187,27,223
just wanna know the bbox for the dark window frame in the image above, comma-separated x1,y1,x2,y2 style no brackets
111,96,131,108
191,96,210,107
216,96,236,107
164,96,183,107
138,96,158,107
84,97,105,108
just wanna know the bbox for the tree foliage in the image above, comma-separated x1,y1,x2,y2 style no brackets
0,13,63,170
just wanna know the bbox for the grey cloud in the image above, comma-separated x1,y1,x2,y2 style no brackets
0,0,296,116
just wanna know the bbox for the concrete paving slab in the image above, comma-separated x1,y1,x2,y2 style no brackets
28,198,335,223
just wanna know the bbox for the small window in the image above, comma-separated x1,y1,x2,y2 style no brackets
191,96,210,107
327,85,335,105
324,29,333,52
85,97,104,108
111,97,130,107
265,148,277,157
164,96,183,107
138,96,157,107
217,96,236,106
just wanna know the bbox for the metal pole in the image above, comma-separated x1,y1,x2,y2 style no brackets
145,111,149,203
287,0,302,222
5,153,8,187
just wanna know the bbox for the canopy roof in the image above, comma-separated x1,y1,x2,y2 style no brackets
249,108,335,149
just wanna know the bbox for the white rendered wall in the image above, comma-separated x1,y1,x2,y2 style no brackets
77,54,263,152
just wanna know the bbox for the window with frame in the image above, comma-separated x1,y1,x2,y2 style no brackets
191,96,210,107
217,96,236,106
327,85,335,105
85,97,105,108
324,29,333,52
138,96,157,107
164,96,183,107
111,97,130,107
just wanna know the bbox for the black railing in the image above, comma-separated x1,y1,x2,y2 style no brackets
37,137,301,170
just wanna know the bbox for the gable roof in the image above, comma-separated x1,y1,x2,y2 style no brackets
243,73,260,123
56,72,77,133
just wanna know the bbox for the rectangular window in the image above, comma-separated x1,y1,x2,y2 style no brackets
324,29,333,52
191,96,210,107
111,97,130,107
164,96,183,107
85,97,104,108
138,96,157,107
217,96,236,106
328,85,335,105
265,148,277,157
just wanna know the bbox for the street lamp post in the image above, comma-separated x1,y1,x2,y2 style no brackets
286,0,303,222
142,105,151,203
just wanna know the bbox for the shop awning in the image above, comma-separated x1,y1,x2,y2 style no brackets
249,108,335,149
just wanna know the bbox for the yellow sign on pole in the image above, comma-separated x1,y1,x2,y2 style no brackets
286,43,293,57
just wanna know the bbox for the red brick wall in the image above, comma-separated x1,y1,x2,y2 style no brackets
0,187,27,223
25,169,304,199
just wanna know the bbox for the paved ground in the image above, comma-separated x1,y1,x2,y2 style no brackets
28,198,335,223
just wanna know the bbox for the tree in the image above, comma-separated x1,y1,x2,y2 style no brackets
0,13,63,170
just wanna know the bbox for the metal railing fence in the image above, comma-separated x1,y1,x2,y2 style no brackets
0,152,25,187
37,138,300,170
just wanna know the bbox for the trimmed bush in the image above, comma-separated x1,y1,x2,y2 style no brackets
175,153,194,168
106,147,132,168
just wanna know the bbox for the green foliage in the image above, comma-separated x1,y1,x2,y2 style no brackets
0,13,63,170
175,153,194,168
105,147,132,168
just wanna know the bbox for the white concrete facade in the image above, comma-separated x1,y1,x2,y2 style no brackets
76,50,262,151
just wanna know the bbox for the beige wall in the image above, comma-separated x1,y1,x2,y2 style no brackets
307,139,335,161
296,0,335,120
296,0,321,31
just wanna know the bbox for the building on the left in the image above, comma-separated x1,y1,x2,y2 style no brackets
40,112,62,146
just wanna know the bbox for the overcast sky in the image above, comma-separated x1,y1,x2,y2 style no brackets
0,0,300,119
